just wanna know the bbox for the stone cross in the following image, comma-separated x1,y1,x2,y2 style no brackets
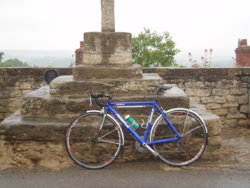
101,0,115,32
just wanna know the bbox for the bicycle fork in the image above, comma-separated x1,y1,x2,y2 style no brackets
91,109,107,143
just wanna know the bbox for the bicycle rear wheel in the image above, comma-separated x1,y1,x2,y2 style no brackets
66,111,124,169
150,108,208,166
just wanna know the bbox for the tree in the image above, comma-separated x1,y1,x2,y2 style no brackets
132,28,180,67
0,52,4,62
0,52,31,67
0,58,30,67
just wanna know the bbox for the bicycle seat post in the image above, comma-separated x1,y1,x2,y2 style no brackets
154,88,161,102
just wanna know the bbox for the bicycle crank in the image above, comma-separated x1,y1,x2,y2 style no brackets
135,139,148,153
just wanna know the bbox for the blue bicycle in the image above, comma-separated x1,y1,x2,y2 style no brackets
66,85,208,169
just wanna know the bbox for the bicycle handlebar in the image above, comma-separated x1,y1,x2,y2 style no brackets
86,90,112,107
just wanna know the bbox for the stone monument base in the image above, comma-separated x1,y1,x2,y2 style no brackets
83,32,133,67
0,102,221,170
73,65,142,81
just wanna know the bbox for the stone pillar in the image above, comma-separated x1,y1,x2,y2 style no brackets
73,0,136,80
101,0,115,32
75,41,84,66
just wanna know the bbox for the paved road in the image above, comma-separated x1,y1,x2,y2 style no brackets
0,161,249,188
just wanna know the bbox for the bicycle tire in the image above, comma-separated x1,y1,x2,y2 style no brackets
66,111,124,169
150,108,208,166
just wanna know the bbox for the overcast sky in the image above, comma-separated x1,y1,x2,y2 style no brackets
1,0,250,61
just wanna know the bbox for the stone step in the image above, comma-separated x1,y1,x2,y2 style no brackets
190,102,222,161
0,102,221,170
2,103,220,142
49,73,165,98
20,84,189,122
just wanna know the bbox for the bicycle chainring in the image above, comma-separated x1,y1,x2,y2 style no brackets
135,139,148,153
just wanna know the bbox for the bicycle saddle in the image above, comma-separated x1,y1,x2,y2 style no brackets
149,84,172,90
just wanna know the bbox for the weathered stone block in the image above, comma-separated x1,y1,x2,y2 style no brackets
212,89,228,96
214,96,226,104
229,88,247,95
225,95,236,103
220,80,237,88
20,82,32,90
186,89,211,97
21,90,32,95
222,103,238,108
227,112,247,119
9,90,22,98
229,108,238,114
225,119,238,127
238,95,248,104
239,119,250,127
213,108,228,116
240,105,249,113
206,103,222,110
83,32,132,67
206,119,221,136
73,65,142,81
201,97,213,104
189,97,200,103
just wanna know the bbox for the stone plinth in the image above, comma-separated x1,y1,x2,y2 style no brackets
20,84,189,122
73,65,142,81
0,101,221,170
83,32,132,67
51,74,164,97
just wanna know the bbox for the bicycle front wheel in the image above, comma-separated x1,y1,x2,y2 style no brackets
150,108,208,166
66,111,124,169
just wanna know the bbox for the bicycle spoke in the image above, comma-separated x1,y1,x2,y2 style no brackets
150,109,207,167
97,128,118,140
66,112,123,169
97,139,120,145
182,125,202,137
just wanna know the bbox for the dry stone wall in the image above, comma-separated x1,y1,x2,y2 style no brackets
1,68,249,127
144,68,250,128
0,68,72,122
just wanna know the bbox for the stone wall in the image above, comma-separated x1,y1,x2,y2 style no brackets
1,67,248,170
1,68,249,127
0,68,72,122
143,68,250,128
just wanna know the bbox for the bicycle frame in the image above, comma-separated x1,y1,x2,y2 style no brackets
105,100,182,147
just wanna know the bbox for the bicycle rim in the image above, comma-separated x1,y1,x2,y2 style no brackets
66,112,123,169
150,108,208,166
